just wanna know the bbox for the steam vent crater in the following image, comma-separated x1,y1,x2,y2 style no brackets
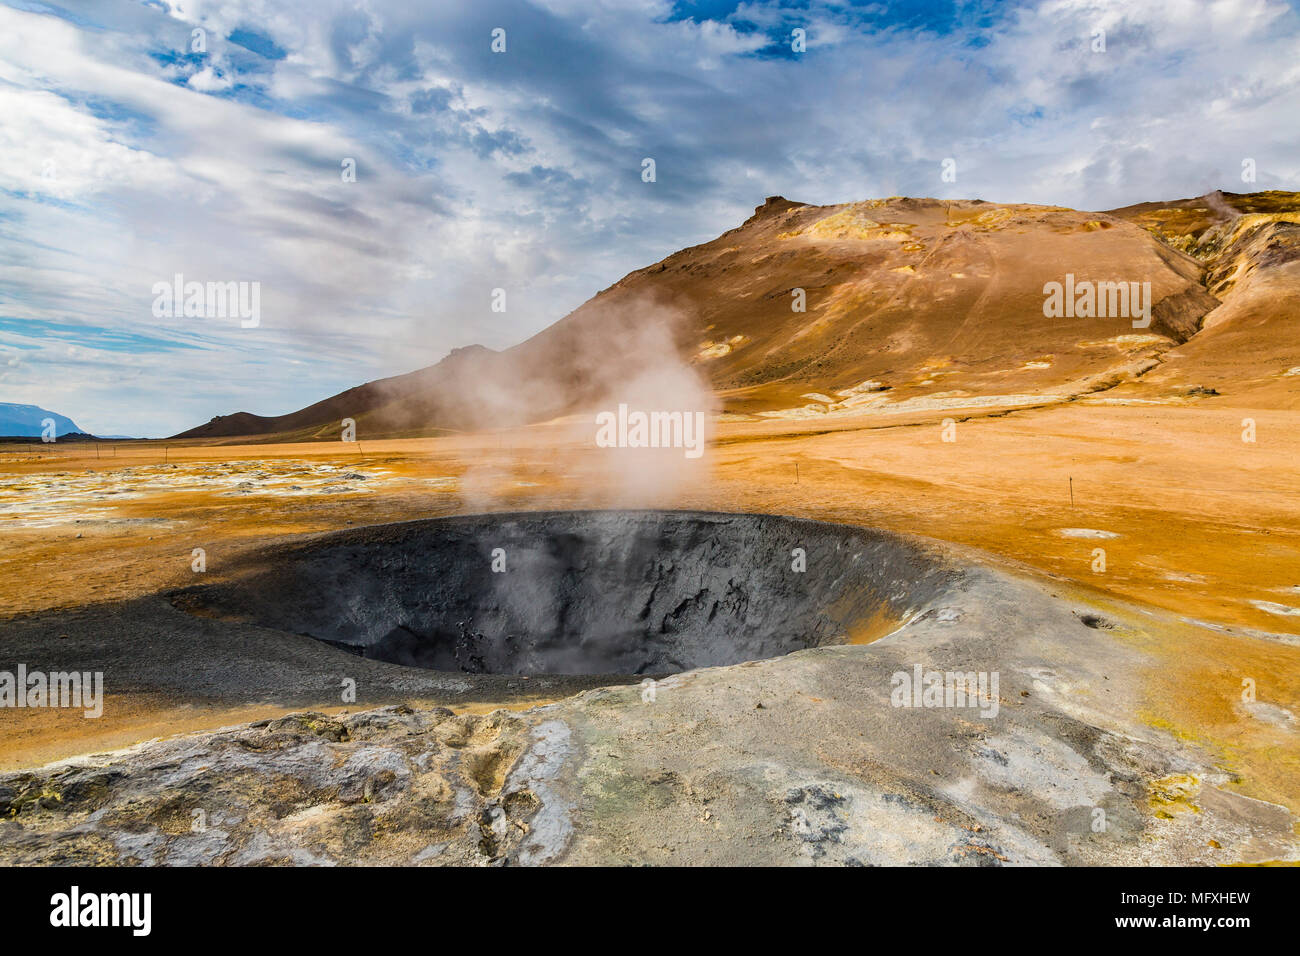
176,511,955,676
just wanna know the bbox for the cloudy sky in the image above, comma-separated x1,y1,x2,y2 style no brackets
1,0,1298,436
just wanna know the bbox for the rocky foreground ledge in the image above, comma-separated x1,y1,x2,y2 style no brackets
2,559,1296,866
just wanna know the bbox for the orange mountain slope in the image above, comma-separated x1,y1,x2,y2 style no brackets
174,191,1300,441
1103,190,1300,409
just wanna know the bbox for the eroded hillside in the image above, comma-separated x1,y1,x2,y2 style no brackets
176,191,1300,441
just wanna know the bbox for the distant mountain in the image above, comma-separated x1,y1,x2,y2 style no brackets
174,190,1300,441
0,403,83,438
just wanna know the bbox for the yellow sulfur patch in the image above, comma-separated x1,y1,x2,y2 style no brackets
1149,773,1202,819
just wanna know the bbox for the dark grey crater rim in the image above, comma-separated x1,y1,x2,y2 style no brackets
169,509,965,679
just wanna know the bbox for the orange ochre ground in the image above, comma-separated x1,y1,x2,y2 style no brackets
1,401,1297,823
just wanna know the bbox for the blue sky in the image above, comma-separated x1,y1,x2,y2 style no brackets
1,0,1298,436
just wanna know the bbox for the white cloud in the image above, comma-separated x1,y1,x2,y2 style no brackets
1,0,1298,435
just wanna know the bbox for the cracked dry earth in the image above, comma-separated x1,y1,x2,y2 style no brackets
2,545,1296,866
0,707,561,866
